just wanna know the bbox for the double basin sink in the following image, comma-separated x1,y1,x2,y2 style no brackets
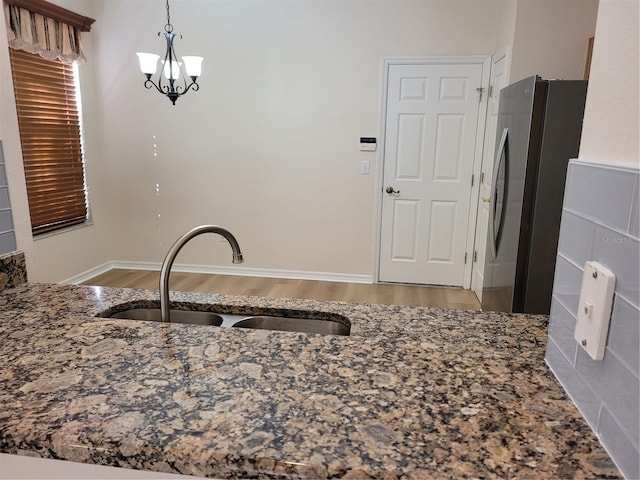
99,226,353,336
100,305,351,336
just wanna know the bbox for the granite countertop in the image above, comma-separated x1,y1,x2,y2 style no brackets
0,282,620,478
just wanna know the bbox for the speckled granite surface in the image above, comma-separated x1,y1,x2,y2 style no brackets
0,283,621,478
0,251,26,291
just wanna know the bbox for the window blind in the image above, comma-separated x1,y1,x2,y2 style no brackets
9,48,87,235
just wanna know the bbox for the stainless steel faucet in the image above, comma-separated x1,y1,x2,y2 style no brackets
160,225,244,322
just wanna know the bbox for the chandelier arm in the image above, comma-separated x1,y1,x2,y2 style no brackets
156,31,176,95
143,78,166,95
170,74,192,94
143,78,182,98
179,79,200,95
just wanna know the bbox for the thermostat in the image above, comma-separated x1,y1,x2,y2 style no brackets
360,137,377,151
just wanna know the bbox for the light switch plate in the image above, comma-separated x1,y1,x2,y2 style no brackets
574,261,616,361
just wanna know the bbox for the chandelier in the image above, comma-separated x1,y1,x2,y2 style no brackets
136,0,203,105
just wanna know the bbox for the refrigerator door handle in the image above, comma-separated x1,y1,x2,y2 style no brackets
489,127,509,259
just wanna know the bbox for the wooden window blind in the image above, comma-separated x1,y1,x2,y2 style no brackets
9,48,88,235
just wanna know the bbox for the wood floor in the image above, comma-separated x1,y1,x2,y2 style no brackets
83,269,481,310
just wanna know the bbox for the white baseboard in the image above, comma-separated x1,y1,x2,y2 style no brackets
61,262,115,285
61,261,373,286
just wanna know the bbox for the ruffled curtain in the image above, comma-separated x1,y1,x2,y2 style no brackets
4,3,85,63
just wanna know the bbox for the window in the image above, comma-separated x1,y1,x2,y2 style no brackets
9,43,88,235
5,0,94,236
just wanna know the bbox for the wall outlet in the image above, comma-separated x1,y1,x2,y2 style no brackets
574,261,616,361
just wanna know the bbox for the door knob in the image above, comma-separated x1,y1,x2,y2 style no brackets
482,197,491,203
385,186,400,195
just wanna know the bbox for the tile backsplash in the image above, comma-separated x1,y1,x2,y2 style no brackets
0,141,17,256
0,141,25,290
546,159,639,479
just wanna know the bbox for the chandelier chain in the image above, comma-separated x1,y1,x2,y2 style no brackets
164,0,173,33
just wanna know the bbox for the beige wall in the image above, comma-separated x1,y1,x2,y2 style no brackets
579,0,639,166
493,0,517,83
509,0,598,83
74,0,503,280
1,0,603,282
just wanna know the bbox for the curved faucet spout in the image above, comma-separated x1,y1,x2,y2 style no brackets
160,225,244,322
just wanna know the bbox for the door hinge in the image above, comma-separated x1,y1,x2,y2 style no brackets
471,174,475,187
489,85,494,98
473,250,478,262
480,171,485,184
476,87,485,102
464,252,468,264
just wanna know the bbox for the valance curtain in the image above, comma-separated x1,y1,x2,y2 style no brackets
4,2,85,63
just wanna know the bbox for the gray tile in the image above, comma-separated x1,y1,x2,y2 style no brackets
557,210,595,267
592,225,640,308
547,297,578,365
0,231,16,256
608,295,640,378
545,339,602,429
630,177,639,238
598,407,640,480
0,210,13,233
0,187,9,210
0,163,7,187
575,344,640,446
552,254,583,315
564,162,637,231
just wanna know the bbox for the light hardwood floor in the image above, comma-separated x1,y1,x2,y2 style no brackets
83,269,481,310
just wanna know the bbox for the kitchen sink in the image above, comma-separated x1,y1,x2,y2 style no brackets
109,308,223,326
99,307,350,336
232,316,350,336
100,226,350,336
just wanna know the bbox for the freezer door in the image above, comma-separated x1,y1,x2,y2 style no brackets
481,76,543,312
514,80,588,313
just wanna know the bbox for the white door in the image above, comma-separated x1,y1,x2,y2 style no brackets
379,61,487,286
471,52,508,301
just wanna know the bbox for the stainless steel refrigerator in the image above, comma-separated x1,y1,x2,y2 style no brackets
481,75,588,314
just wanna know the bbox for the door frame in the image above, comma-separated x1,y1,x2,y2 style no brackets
373,55,492,288
471,48,510,300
